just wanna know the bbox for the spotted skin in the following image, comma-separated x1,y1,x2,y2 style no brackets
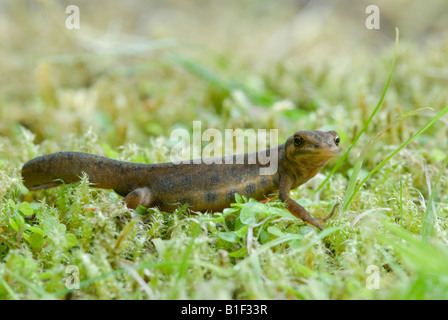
226,189,239,201
204,190,219,203
21,130,341,229
245,183,257,196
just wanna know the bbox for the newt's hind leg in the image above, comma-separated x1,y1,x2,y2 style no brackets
123,187,152,210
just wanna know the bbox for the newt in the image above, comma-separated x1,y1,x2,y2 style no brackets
21,130,341,230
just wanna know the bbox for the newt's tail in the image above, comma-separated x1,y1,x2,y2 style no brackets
21,152,125,192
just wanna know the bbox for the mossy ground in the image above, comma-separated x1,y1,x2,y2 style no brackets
1,1,448,299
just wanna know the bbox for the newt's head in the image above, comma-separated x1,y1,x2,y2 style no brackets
284,130,340,180
286,130,340,158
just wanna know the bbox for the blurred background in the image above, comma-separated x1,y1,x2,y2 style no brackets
0,0,447,157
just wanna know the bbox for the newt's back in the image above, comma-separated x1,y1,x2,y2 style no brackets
21,150,282,212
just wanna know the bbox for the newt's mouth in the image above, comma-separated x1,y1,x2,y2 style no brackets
296,146,340,157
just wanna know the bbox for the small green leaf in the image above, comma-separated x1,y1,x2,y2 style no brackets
9,217,19,232
267,226,286,237
64,234,78,248
43,216,67,244
268,207,296,219
259,230,269,244
56,223,66,233
236,225,249,238
234,193,243,204
240,202,269,225
18,202,34,217
229,247,248,258
9,213,24,232
223,208,237,216
234,217,243,230
25,225,46,236
42,217,58,234
240,206,257,225
134,205,147,215
217,231,238,243
29,232,44,250
43,216,66,235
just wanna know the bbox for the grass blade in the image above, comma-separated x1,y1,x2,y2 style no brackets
0,276,19,300
343,107,431,210
422,153,448,240
344,105,448,210
315,28,399,194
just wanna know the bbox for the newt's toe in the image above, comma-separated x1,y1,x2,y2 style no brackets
322,203,340,222
309,203,339,230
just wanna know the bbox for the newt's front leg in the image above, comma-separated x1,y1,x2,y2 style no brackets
279,175,338,230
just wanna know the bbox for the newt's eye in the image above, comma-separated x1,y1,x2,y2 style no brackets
294,136,303,146
334,136,340,146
